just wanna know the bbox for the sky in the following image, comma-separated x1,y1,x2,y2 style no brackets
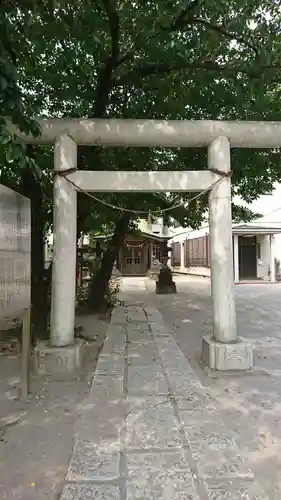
233,183,281,225
238,183,281,260
170,183,281,260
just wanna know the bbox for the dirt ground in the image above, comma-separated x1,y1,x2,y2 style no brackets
0,313,108,500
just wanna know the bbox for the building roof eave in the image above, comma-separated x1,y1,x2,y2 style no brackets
85,230,170,244
139,230,170,241
232,225,281,235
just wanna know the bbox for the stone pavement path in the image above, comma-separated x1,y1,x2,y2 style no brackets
150,276,281,500
60,278,268,499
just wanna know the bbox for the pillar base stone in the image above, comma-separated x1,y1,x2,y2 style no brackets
34,339,84,375
155,282,177,294
202,335,253,371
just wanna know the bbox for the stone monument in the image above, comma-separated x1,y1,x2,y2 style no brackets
155,244,177,294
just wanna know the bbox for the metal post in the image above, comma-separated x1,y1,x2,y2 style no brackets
233,234,239,283
21,307,31,399
208,136,237,343
50,135,77,347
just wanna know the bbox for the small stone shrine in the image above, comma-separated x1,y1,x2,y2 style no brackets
155,242,177,294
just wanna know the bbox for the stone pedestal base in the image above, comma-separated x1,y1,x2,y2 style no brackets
155,266,177,294
202,335,253,371
34,339,84,375
155,281,177,294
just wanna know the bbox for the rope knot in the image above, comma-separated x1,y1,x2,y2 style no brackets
53,167,77,176
209,167,232,177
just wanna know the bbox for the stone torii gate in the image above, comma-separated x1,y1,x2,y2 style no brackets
19,119,281,372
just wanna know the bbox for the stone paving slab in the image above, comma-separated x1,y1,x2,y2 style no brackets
102,327,127,353
95,352,125,375
126,307,147,322
124,396,183,451
192,447,254,480
148,322,170,335
127,342,159,365
106,324,127,335
172,388,217,411
204,478,269,500
144,307,164,323
60,483,120,500
127,329,153,343
110,306,127,325
168,371,203,394
160,353,198,374
61,278,270,500
66,439,120,482
126,321,150,331
89,374,124,399
102,339,126,353
75,401,123,453
126,450,200,500
127,363,169,395
184,420,239,454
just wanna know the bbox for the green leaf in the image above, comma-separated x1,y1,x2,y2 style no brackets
0,131,11,144
5,142,25,163
27,157,43,179
0,76,8,91
5,145,15,164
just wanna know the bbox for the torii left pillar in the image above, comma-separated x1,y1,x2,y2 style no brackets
51,135,77,346
35,135,84,375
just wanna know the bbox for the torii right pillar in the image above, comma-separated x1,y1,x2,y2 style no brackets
202,137,253,370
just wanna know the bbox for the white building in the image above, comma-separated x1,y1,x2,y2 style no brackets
169,182,281,282
170,222,281,282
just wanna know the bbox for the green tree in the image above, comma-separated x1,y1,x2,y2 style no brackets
0,2,53,335
2,0,281,311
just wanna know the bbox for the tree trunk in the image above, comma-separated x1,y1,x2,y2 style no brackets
88,213,130,310
20,168,47,341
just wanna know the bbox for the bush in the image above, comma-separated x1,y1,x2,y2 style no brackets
76,280,90,307
76,276,121,312
104,278,120,310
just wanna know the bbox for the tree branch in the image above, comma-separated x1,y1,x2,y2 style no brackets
113,1,263,88
114,60,281,86
168,0,259,59
171,0,201,29
91,0,120,117
102,0,120,63
182,17,259,59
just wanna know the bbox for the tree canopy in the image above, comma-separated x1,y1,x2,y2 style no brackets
2,0,281,229
1,0,281,314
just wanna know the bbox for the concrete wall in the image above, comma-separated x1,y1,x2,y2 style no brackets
172,233,275,281
257,235,269,279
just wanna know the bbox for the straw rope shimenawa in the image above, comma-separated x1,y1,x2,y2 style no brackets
53,167,228,216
